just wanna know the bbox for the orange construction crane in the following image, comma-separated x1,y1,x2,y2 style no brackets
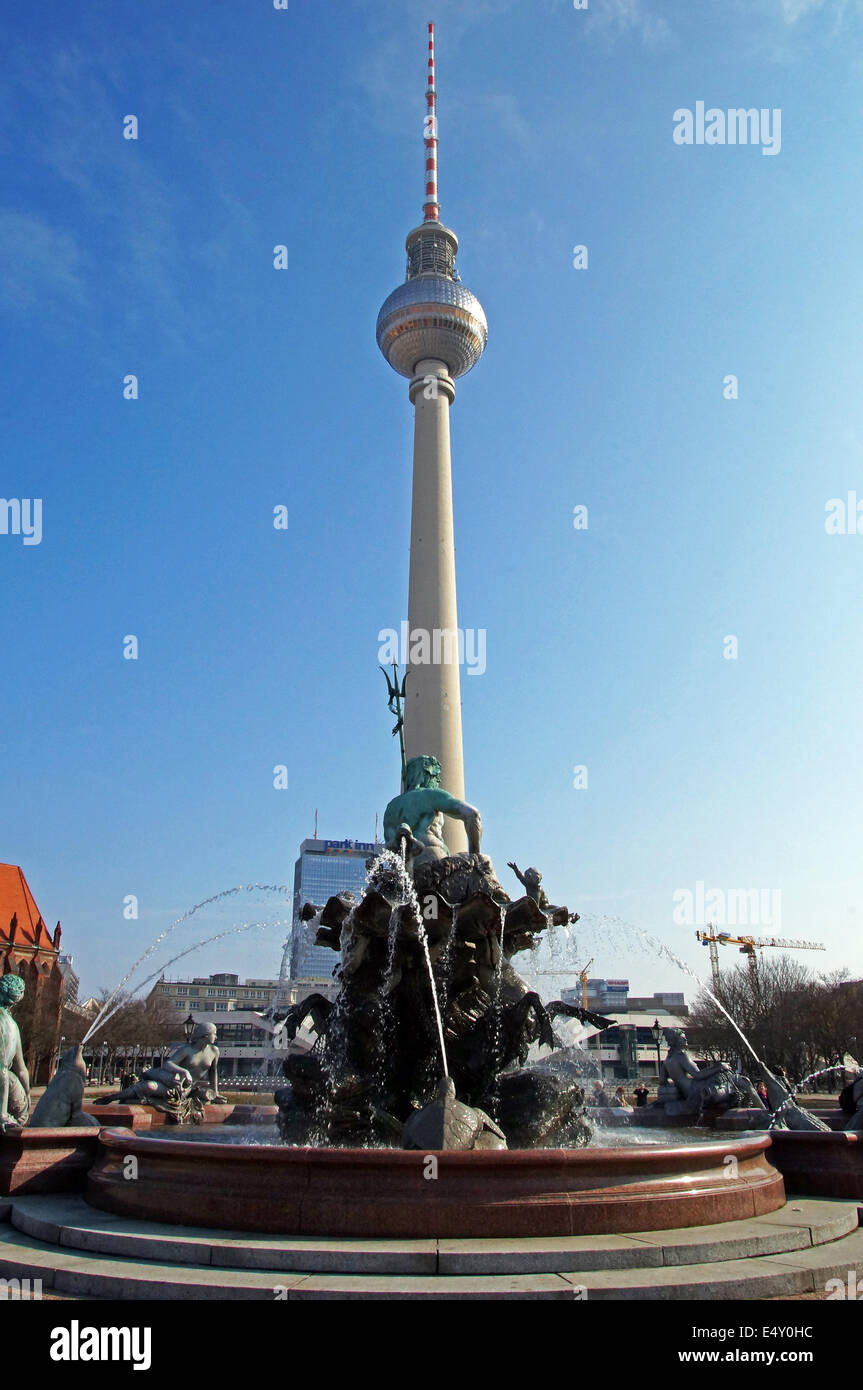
695,927,825,992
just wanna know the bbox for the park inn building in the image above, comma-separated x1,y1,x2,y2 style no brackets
145,837,380,1078
289,838,379,999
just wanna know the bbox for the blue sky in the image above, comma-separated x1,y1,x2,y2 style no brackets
2,0,862,1002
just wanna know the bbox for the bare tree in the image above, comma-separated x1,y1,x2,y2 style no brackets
687,956,860,1084
82,989,180,1081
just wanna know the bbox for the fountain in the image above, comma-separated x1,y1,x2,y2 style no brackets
77,763,787,1239
2,894,857,1302
0,747,855,1285
1,863,843,1245
269,758,598,1153
1,22,860,1300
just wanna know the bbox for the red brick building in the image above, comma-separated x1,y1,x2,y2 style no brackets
0,864,63,1083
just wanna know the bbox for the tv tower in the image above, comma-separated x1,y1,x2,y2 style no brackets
376,22,488,852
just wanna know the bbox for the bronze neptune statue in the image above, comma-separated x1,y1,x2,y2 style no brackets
273,757,608,1150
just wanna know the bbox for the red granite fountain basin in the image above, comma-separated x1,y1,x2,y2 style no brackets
80,1102,277,1129
0,1108,271,1195
767,1130,863,1200
0,1127,102,1196
85,1129,785,1238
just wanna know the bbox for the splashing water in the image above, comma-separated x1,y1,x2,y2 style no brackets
434,906,458,1022
765,1095,796,1128
82,916,291,1043
398,849,450,1081
382,905,401,997
794,1064,854,1094
371,847,449,1081
553,911,767,1071
84,884,292,1043
273,931,294,1009
485,905,507,1117
417,915,449,1080
636,926,765,1067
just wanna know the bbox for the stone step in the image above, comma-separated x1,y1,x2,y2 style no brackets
0,1226,570,1300
7,1194,858,1275
11,1197,436,1275
0,1220,862,1300
441,1200,859,1274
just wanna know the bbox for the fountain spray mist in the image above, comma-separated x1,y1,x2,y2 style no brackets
532,910,767,1069
83,884,291,1043
82,916,291,1043
638,928,764,1065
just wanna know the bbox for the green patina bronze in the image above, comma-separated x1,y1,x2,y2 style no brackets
0,974,30,1129
383,754,482,863
380,661,408,790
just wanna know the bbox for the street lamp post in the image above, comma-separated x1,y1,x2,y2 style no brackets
183,1012,196,1043
651,1018,663,1081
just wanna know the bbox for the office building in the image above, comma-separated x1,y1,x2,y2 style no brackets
289,838,378,996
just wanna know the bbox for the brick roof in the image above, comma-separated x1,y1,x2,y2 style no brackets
0,864,56,951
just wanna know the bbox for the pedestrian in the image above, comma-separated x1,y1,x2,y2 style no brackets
634,1082,649,1107
613,1085,632,1110
589,1079,610,1107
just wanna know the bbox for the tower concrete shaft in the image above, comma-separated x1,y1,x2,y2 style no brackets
406,360,466,851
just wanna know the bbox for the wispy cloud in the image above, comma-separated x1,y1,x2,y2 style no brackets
723,0,863,61
780,0,831,19
0,210,88,315
2,41,180,337
355,0,524,134
0,34,256,351
778,0,856,23
579,0,675,52
477,92,536,156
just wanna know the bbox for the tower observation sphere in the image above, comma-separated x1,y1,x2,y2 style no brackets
376,26,487,380
376,243,488,380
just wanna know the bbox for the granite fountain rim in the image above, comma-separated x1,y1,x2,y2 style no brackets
96,1124,776,1165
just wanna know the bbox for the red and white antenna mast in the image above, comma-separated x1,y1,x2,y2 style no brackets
423,22,440,223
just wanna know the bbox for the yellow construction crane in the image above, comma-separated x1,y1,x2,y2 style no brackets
695,927,825,992
579,958,594,1009
528,958,594,1008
